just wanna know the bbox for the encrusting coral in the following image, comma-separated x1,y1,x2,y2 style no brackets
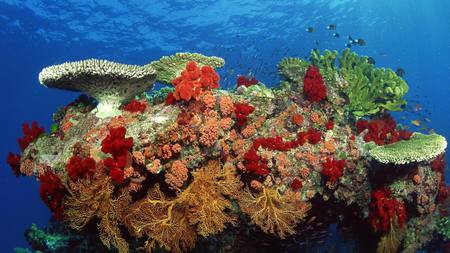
7,50,449,253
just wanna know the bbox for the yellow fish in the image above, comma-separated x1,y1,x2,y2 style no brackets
411,120,421,127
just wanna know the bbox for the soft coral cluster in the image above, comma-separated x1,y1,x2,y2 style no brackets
321,157,346,184
356,114,412,146
431,154,448,202
101,126,133,184
66,155,96,182
303,65,327,103
237,75,258,87
123,99,147,113
234,102,255,127
7,152,21,177
244,128,322,176
369,188,407,232
39,171,65,220
18,121,45,151
169,61,219,102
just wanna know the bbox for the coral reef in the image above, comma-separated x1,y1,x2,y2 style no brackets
8,50,449,253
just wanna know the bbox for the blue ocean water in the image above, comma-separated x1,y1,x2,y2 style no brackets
0,0,449,251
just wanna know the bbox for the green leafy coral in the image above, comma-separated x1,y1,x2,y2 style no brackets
337,48,408,118
310,49,339,83
147,52,225,84
369,133,447,164
277,57,309,83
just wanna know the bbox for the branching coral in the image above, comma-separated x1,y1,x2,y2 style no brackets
239,187,311,238
64,172,131,253
277,57,309,83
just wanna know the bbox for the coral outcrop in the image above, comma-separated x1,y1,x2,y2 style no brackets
8,50,449,253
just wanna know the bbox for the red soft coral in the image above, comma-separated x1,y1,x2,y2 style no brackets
66,155,96,182
39,171,65,220
123,99,147,113
7,152,21,177
18,121,45,151
356,114,412,146
369,188,407,232
291,178,303,190
101,127,133,184
243,129,321,176
303,65,327,102
234,102,255,127
237,75,258,87
171,61,220,102
321,157,345,184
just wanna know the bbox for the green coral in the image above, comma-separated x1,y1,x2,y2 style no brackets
145,86,175,105
241,82,275,99
277,57,309,83
310,49,339,83
369,133,447,164
338,48,408,118
148,52,225,84
436,216,450,240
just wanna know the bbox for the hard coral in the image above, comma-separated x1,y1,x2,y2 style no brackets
369,188,407,232
303,65,327,102
66,155,96,182
18,121,45,151
39,171,65,220
101,127,133,184
171,61,219,102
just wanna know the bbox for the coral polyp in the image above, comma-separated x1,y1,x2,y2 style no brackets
9,51,448,252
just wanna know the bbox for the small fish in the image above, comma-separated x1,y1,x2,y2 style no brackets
327,24,337,30
424,117,431,123
314,40,320,46
345,42,352,48
367,57,376,64
411,120,421,127
413,104,422,112
306,27,314,32
396,68,405,77
355,38,366,46
332,32,340,38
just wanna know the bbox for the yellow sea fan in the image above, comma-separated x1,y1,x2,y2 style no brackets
239,187,311,239
123,160,242,252
64,172,131,253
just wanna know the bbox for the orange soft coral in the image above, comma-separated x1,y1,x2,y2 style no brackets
171,61,220,102
165,160,189,190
